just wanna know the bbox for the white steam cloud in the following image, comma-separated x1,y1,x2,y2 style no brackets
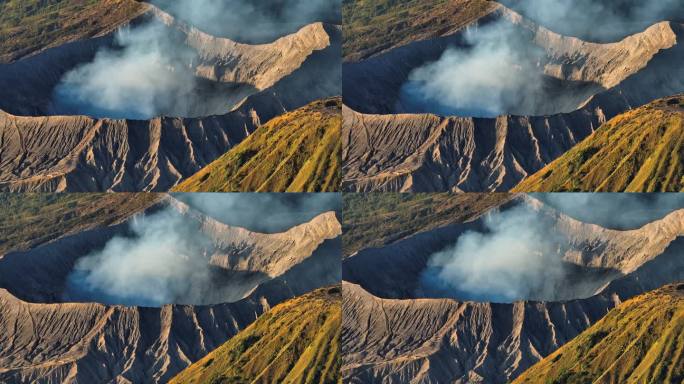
399,21,545,118
52,0,338,119
399,0,682,118
67,209,214,306
420,204,564,302
54,23,198,119
65,194,340,306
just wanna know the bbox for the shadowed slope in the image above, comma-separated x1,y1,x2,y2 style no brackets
514,284,684,384
174,98,341,192
170,286,341,384
514,95,684,192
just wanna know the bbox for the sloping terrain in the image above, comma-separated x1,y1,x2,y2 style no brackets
0,2,341,192
514,284,684,384
514,95,684,192
342,193,511,256
0,195,342,383
342,1,684,192
174,98,342,192
170,286,341,384
342,0,496,61
341,196,684,383
0,193,162,254
0,0,147,63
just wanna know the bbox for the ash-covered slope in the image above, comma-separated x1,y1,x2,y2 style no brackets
342,197,684,383
514,284,684,384
342,3,684,192
174,97,341,192
170,286,341,384
0,197,342,383
513,95,684,192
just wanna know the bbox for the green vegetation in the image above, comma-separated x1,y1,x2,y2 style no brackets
514,284,684,384
170,286,341,384
342,0,496,61
342,193,510,256
0,193,162,254
174,98,341,193
514,95,684,192
0,0,146,63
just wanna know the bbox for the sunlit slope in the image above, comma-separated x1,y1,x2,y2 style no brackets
514,284,684,384
342,0,496,61
514,95,684,192
174,98,341,192
0,0,146,63
169,286,341,384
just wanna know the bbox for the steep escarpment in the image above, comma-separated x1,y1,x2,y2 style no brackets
341,105,597,192
0,109,255,192
0,198,342,383
170,286,341,384
514,95,684,192
514,284,684,384
342,4,684,192
174,98,342,192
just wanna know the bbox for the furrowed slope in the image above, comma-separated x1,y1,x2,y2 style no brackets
514,284,684,384
170,286,341,384
514,95,684,192
174,98,341,192
0,0,147,64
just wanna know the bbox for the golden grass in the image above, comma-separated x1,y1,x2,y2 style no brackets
0,0,146,63
513,95,684,193
173,98,341,193
514,284,684,384
169,286,341,384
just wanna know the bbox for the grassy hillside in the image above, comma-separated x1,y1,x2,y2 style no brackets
0,0,146,63
170,286,341,384
514,283,684,384
513,95,684,192
342,193,510,256
174,98,341,193
342,0,496,61
0,193,161,254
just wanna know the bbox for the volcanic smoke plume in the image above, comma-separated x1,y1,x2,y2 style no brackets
399,20,545,118
64,193,340,306
419,204,565,302
51,0,339,119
